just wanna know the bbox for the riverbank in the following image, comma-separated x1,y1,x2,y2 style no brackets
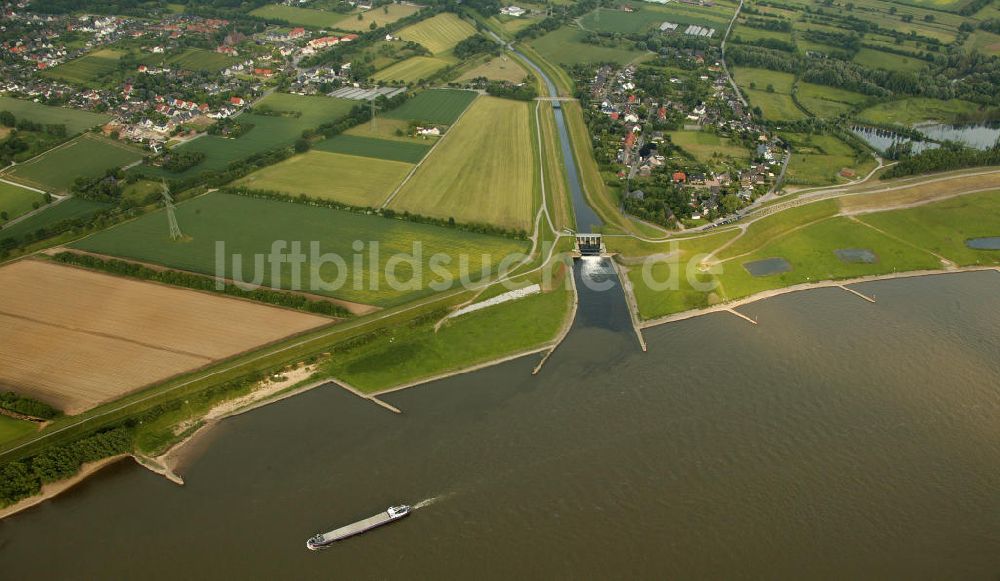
0,454,129,520
638,266,1000,329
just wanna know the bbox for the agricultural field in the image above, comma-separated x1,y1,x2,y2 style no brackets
457,55,529,83
529,26,646,66
237,149,413,207
72,192,529,306
488,13,540,35
732,67,805,121
384,88,478,125
0,260,330,414
0,182,46,222
796,82,869,119
395,13,476,55
42,48,123,87
579,7,679,34
314,134,430,163
666,130,750,168
1,134,144,193
336,3,421,31
389,96,535,231
249,4,349,28
372,55,455,83
852,48,928,73
138,93,355,178
165,48,239,72
0,197,111,242
0,97,110,134
344,117,437,144
857,98,997,126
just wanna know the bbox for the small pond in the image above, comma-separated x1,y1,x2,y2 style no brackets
743,257,792,277
966,237,1000,250
835,248,878,264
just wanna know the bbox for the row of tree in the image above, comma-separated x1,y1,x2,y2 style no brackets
0,392,60,420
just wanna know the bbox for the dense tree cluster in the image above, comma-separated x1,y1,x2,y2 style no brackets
881,144,1000,179
161,150,206,172
0,392,60,420
453,35,499,60
484,81,537,101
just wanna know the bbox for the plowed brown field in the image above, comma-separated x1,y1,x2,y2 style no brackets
0,260,331,414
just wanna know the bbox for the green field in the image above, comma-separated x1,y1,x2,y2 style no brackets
396,13,476,55
238,150,412,207
964,29,1000,57
249,4,349,28
43,48,123,87
0,182,46,222
732,67,806,121
138,93,356,178
857,98,997,126
336,3,421,31
314,134,430,163
2,134,144,193
796,82,868,118
345,117,436,144
529,26,646,66
372,55,455,83
852,48,928,73
666,130,750,167
579,7,679,34
72,192,528,306
390,97,536,230
782,133,869,186
0,97,110,134
384,88,477,125
166,48,239,72
0,197,112,242
858,190,1000,267
0,415,37,446
457,56,529,83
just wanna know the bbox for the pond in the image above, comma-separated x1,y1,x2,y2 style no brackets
966,237,1000,250
835,248,878,264
851,126,937,154
914,123,1000,151
743,257,792,277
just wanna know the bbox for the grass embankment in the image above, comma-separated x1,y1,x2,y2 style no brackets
322,263,574,392
0,416,38,446
389,96,536,230
857,98,1000,127
625,190,1000,320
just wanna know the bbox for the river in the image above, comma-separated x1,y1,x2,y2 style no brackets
1,269,999,578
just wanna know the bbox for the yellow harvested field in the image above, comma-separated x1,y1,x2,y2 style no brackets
838,171,1000,214
457,56,529,83
395,12,476,54
389,96,535,230
0,260,331,414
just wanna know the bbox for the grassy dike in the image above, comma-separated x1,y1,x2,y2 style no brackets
616,190,1000,321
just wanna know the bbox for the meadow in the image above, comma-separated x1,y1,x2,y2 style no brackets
384,88,477,125
336,3,421,31
964,29,1000,57
42,48,123,87
0,97,110,134
249,4,349,28
372,55,455,83
395,13,476,54
857,98,996,126
165,48,239,72
72,192,529,306
852,48,928,73
389,97,536,231
0,416,36,446
237,150,413,207
2,134,144,193
732,67,806,121
666,130,749,167
314,134,431,163
0,198,111,242
0,260,329,414
782,133,870,186
796,82,869,119
344,117,436,143
139,93,355,178
579,7,678,34
0,182,46,222
529,26,646,66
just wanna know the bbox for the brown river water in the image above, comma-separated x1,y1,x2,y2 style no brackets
1,264,998,579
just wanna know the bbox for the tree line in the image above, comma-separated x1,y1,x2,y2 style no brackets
0,392,60,420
